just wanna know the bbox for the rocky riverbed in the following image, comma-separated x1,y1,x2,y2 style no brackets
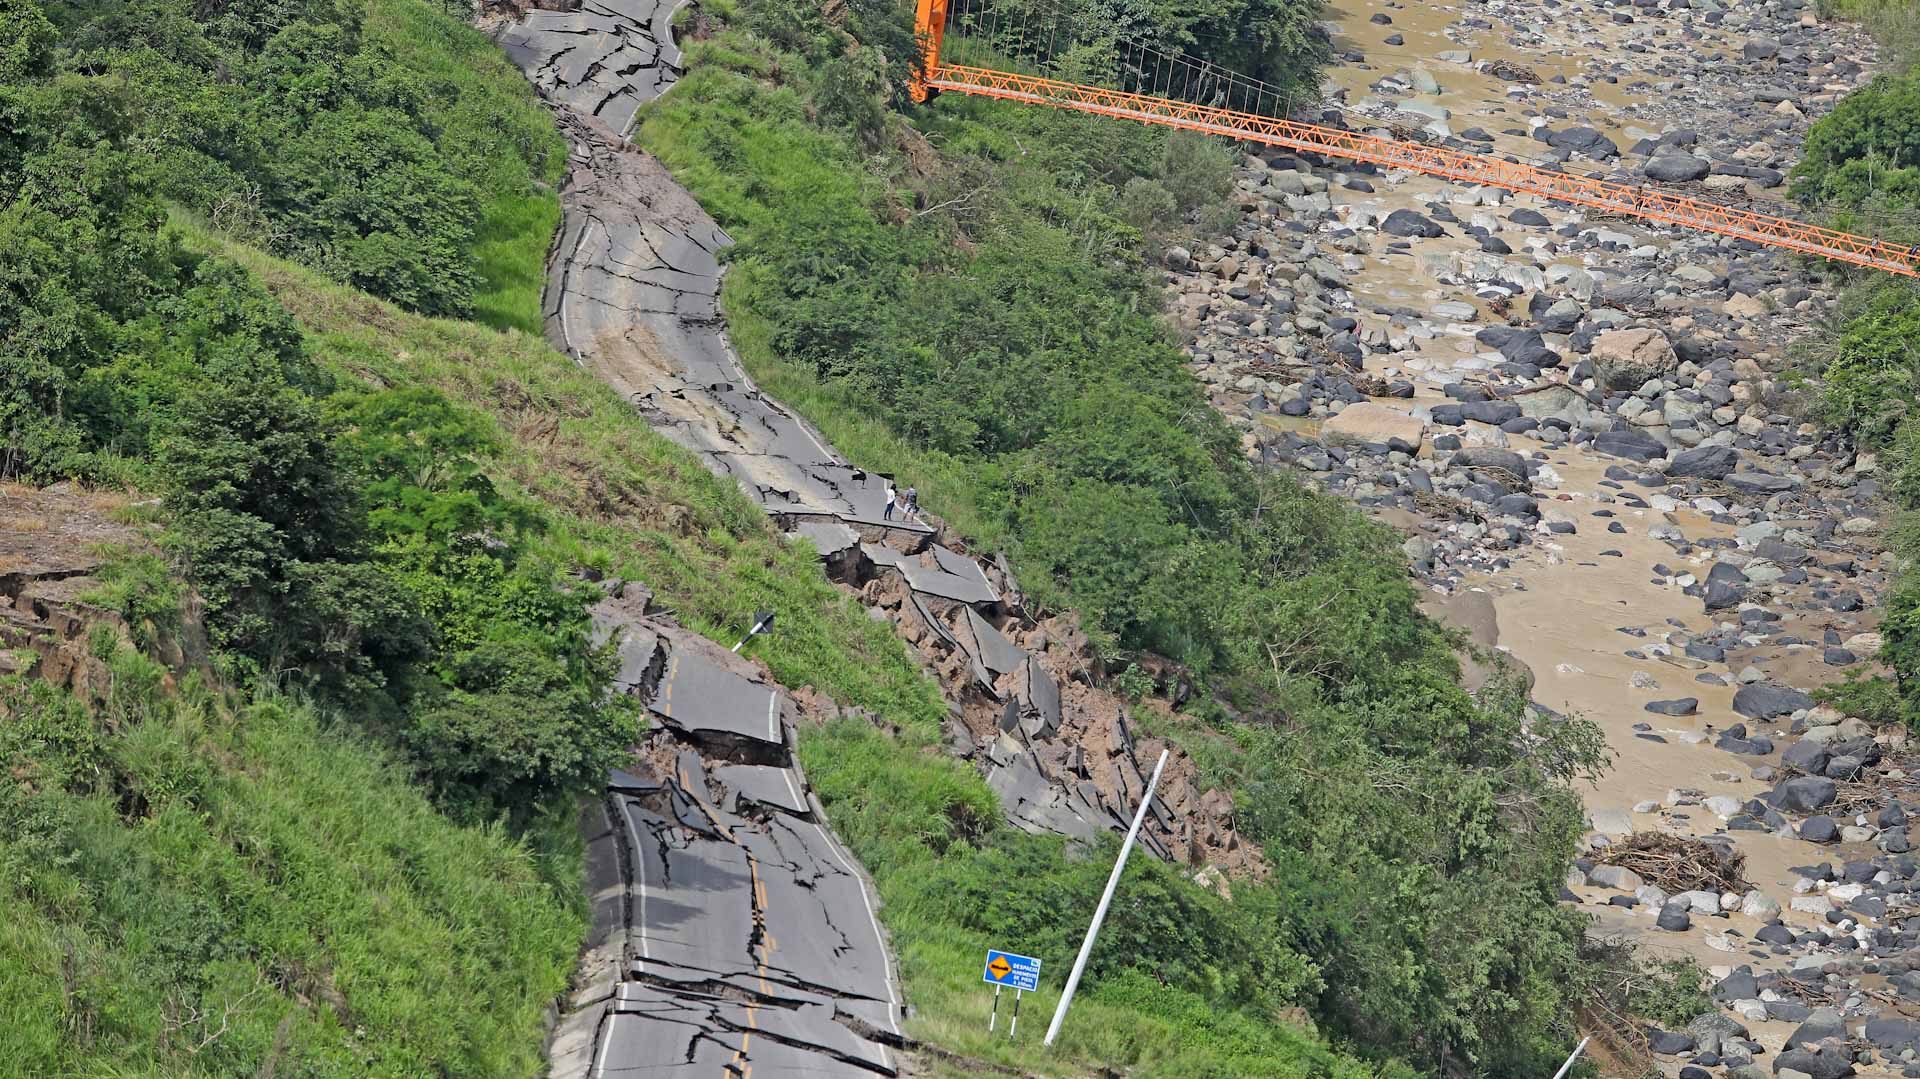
1169,0,1919,1074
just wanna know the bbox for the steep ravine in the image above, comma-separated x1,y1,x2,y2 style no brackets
1173,0,1918,1074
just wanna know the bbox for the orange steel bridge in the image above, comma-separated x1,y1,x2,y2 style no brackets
908,0,1918,278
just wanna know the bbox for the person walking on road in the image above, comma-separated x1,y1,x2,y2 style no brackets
904,485,919,520
883,483,897,521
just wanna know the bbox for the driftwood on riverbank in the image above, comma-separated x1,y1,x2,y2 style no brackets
1595,833,1750,893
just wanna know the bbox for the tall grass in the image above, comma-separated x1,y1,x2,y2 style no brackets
0,666,580,1076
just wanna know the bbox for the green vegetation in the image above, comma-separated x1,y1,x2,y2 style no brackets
1796,9,1920,730
636,0,1613,1073
5,0,625,823
1815,0,1919,72
1,0,614,1068
0,665,580,1075
0,0,1677,1069
24,0,564,326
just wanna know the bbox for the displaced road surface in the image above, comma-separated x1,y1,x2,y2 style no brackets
547,586,902,1077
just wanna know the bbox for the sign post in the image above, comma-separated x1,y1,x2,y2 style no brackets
981,949,1041,1040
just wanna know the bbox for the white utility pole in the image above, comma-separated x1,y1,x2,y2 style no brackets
1043,748,1169,1047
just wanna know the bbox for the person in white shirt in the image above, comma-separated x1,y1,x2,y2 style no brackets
883,484,897,521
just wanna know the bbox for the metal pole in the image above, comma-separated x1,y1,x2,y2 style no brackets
730,612,774,653
1010,988,1022,1039
1042,748,1168,1047
989,984,1000,1031
1550,1036,1589,1079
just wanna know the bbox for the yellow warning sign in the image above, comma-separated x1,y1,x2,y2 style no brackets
988,956,1012,980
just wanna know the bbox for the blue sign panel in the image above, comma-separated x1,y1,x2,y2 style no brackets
982,949,1041,992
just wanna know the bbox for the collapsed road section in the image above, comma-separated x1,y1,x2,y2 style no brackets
548,582,902,1077
491,0,1255,872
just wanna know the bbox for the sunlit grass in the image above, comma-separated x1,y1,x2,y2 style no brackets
472,190,562,335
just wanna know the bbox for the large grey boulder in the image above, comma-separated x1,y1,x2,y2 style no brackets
1865,1017,1920,1051
1645,154,1712,182
1771,1047,1855,1078
1734,683,1814,719
1382,209,1445,238
1781,740,1832,775
1591,429,1668,463
1776,776,1838,813
1450,447,1529,476
1546,126,1620,159
1669,444,1738,479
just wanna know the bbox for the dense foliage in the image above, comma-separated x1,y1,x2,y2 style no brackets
21,0,563,325
2,0,631,819
1795,13,1920,729
640,1,1610,1072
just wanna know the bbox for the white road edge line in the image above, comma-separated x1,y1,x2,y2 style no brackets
779,767,805,814
560,221,596,359
766,688,779,744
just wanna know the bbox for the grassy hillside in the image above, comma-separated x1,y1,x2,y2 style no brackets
197,222,1394,1077
30,0,564,329
0,666,581,1075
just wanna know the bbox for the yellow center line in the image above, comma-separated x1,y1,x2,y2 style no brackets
729,854,776,1078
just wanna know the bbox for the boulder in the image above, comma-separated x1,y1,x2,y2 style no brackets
1382,209,1445,238
1450,447,1529,477
1781,741,1832,775
1865,1017,1920,1051
1511,384,1586,420
1648,1029,1695,1054
1589,864,1644,891
1776,776,1838,813
1771,1048,1855,1078
1798,815,1838,843
1669,444,1738,480
1591,429,1668,463
1734,683,1814,719
1323,403,1425,454
1591,328,1678,389
1546,126,1620,159
1499,328,1561,368
1645,154,1712,182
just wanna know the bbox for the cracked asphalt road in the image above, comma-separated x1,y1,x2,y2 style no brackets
494,2,1257,1066
547,588,902,1077
494,0,1196,861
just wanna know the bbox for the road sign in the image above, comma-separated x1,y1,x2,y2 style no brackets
981,949,1041,992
